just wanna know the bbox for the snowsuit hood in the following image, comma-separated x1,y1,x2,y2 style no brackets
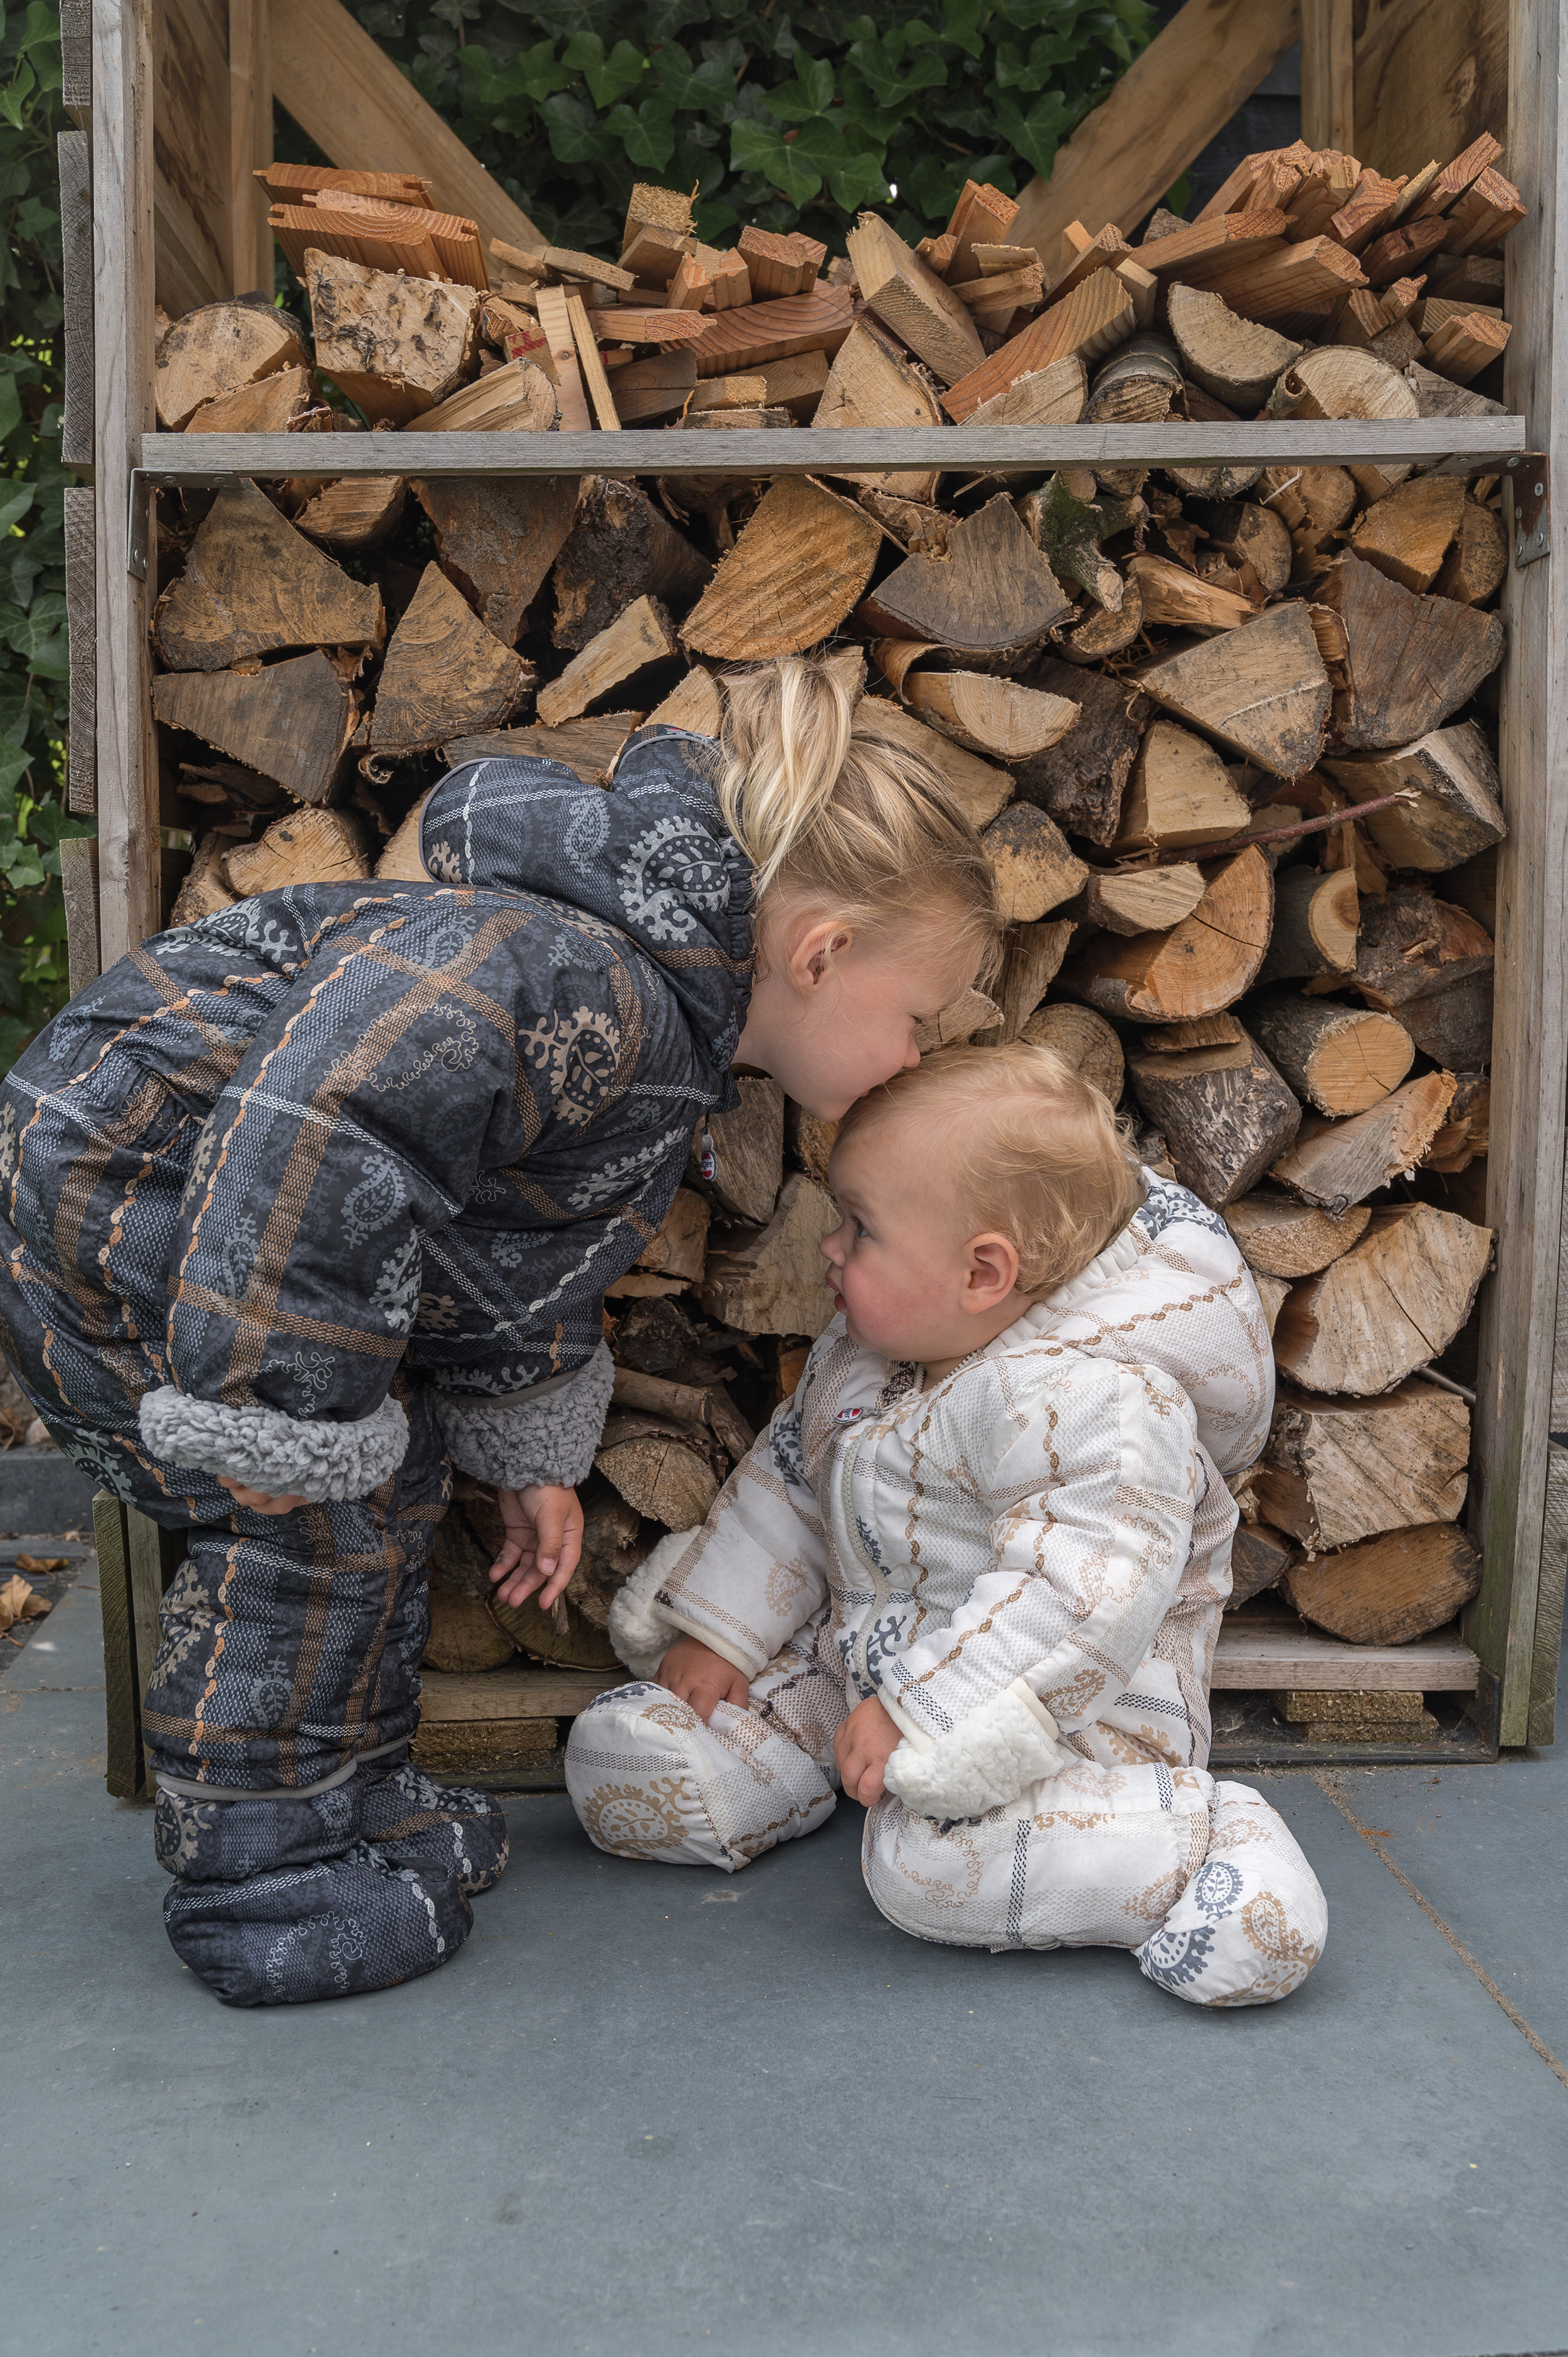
420,726,755,1068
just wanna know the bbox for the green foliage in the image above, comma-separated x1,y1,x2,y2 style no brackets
0,0,93,1075
342,0,1155,252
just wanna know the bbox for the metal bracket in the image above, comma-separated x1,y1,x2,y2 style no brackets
126,466,151,580
1505,452,1551,567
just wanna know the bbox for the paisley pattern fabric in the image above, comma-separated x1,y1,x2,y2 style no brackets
0,726,744,2004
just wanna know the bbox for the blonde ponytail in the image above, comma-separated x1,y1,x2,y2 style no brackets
716,654,1000,973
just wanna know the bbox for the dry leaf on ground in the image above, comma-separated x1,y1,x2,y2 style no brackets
15,1554,68,1573
0,1573,50,1632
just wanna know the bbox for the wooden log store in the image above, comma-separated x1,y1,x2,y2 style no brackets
58,0,1568,1791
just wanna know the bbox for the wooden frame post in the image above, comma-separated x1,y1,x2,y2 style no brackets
1467,0,1568,1743
1301,0,1355,154
92,0,160,964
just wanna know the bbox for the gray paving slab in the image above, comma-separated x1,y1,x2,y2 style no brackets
5,1584,1568,2357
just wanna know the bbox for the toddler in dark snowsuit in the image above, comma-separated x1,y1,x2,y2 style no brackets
0,665,999,2005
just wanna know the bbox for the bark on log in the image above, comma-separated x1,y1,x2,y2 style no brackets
1433,499,1507,606
1012,664,1150,848
1268,1070,1458,1215
550,478,712,652
995,920,1075,1040
1256,865,1360,982
982,804,1088,921
152,480,384,673
1248,994,1414,1114
306,252,479,423
422,1588,518,1676
1321,723,1506,874
1278,1522,1483,1645
1228,1519,1293,1607
1271,1203,1493,1394
1258,1380,1470,1552
415,473,580,649
1126,1024,1301,1208
1199,498,1292,597
170,833,238,925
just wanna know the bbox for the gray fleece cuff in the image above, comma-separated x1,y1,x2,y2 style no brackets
139,1386,410,1503
432,1342,615,1489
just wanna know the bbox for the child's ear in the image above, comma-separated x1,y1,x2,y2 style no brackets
965,1233,1021,1309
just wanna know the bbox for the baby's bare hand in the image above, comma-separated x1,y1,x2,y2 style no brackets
659,1634,750,1721
218,1477,307,1516
834,1695,903,1805
488,1484,584,1612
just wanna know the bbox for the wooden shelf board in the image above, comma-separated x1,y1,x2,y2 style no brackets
418,1666,627,1723
139,415,1528,483
1212,1619,1479,1691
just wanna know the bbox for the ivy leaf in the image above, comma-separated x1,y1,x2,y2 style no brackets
0,59,34,132
841,34,946,114
763,52,837,122
562,30,647,106
540,89,615,163
601,95,677,169
0,482,33,535
991,87,1076,178
729,116,822,206
941,0,990,58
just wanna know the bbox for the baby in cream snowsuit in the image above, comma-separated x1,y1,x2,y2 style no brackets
566,1041,1328,2006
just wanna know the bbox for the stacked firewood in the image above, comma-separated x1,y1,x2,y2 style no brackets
142,133,1523,1753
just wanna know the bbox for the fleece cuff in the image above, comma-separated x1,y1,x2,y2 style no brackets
139,1386,410,1504
607,1527,706,1678
882,1678,1066,1821
432,1343,615,1489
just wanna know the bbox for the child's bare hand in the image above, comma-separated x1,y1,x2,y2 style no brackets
488,1484,583,1612
218,1477,307,1516
659,1633,750,1720
835,1695,903,1805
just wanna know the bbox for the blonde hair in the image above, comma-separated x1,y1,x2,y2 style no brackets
716,656,1000,977
835,1040,1145,1299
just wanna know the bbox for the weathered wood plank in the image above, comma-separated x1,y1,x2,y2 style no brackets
1009,0,1301,260
1355,0,1509,188
93,1491,140,1801
60,0,90,126
95,0,161,959
63,483,95,813
418,1667,630,1722
228,0,273,298
151,0,231,315
138,417,1528,487
1301,0,1355,152
126,1508,185,1790
57,129,93,469
1529,1442,1568,1744
61,834,100,993
1466,0,1568,1746
1212,1622,1480,1691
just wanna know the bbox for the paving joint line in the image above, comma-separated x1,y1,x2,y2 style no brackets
1314,1771,1568,2095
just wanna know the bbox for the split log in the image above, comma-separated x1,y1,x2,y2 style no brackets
1423,311,1510,384
893,666,1078,761
1084,334,1182,423
1271,1203,1492,1394
1394,974,1493,1069
292,475,406,555
1115,718,1251,851
748,351,832,418
305,253,480,424
369,565,528,755
685,285,856,379
1350,881,1495,1013
1061,579,1145,666
1426,1070,1491,1173
443,715,642,784
1062,845,1273,1024
737,225,824,301
1278,1523,1483,1646
608,1370,754,1471
1321,723,1506,873
859,496,1072,665
422,1587,518,1676
151,653,359,806
223,806,373,895
596,1420,719,1533
1269,1070,1457,1215
813,319,946,501
414,474,580,649
846,212,987,388
1136,1013,1239,1053
1253,1274,1291,1334
151,480,384,673
1165,282,1302,408
1082,864,1206,935
1266,343,1421,428
914,987,1005,1052
941,273,1135,422
1199,499,1292,597
375,793,432,880
1433,499,1507,606
864,700,1014,830
1136,604,1331,777
1348,473,1466,592
610,350,697,425
154,300,309,430
550,479,711,652
1224,1194,1370,1279
687,1076,784,1228
627,1188,710,1285
1258,460,1358,569
170,833,238,925
1228,1521,1293,1608
785,1100,839,1189
987,920,1073,1042
681,478,882,661
646,669,723,735
184,365,323,434
1019,1002,1124,1103
1012,666,1150,848
1256,865,1359,982
1248,996,1414,1115
1259,1381,1470,1553
1024,472,1136,608
1315,555,1504,750
1126,1024,1301,1209
536,595,680,729
982,806,1088,922
963,356,1088,428
403,359,558,435
699,1175,839,1339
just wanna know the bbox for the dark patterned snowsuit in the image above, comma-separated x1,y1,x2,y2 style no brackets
0,730,751,2003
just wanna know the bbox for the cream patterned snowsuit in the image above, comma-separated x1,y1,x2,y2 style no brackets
566,1176,1328,2006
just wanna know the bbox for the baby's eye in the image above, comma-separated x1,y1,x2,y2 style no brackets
856,1221,870,1240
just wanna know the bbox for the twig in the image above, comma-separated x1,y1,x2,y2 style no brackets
1156,789,1421,866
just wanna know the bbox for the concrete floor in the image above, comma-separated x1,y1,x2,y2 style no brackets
6,1558,1568,2357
